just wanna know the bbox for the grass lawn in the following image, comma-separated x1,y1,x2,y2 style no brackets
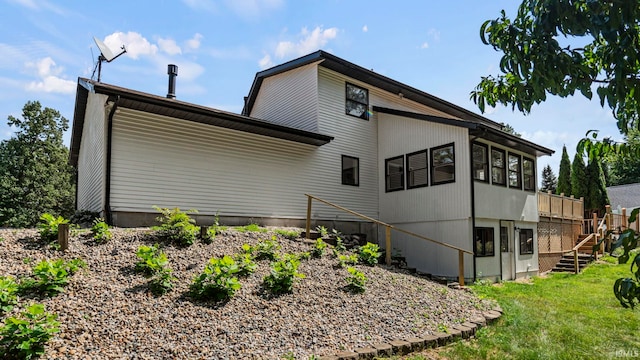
388,256,640,360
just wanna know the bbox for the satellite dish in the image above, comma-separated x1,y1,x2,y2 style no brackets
91,36,127,82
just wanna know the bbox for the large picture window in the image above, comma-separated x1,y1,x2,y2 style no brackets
508,153,522,189
406,150,428,189
431,143,455,185
341,155,359,186
491,148,506,186
474,227,495,257
523,158,535,191
385,156,404,192
345,83,369,120
472,142,489,182
519,229,534,255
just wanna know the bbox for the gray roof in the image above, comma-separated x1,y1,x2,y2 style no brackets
607,183,640,210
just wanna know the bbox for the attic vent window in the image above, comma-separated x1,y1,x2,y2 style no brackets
346,83,369,120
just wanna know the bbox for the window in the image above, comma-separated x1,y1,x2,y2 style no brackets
472,142,489,182
385,156,404,192
474,227,495,257
500,226,509,252
508,153,522,189
406,150,428,189
523,158,535,191
431,143,455,185
341,155,359,186
345,83,369,120
491,148,506,186
519,229,534,255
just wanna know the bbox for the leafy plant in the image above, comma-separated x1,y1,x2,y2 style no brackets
263,254,305,295
233,253,257,277
358,242,382,266
201,213,222,244
152,206,199,246
315,225,328,238
296,251,311,261
0,303,60,359
274,229,300,240
22,258,85,296
253,236,280,261
190,256,241,301
149,268,175,296
607,208,640,308
0,276,19,315
345,267,366,293
337,254,358,268
235,223,268,233
135,244,168,277
37,213,69,243
333,229,346,253
90,218,112,243
311,238,327,258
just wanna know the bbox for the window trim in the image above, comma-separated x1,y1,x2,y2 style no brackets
406,149,429,189
472,142,489,183
345,82,369,120
508,152,522,189
385,155,405,192
341,155,359,187
491,147,506,187
523,157,536,192
519,229,534,255
430,143,456,186
474,227,495,257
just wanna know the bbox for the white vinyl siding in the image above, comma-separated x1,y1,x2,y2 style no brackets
249,62,319,132
76,93,108,213
109,107,376,220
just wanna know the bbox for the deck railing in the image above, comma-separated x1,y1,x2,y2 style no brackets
304,194,473,286
538,191,584,220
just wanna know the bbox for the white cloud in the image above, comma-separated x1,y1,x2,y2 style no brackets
258,54,273,69
104,32,157,60
24,57,74,94
158,38,182,55
428,28,441,42
362,25,368,32
273,26,338,59
186,33,203,50
421,42,429,49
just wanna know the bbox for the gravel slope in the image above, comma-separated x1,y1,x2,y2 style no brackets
0,228,494,359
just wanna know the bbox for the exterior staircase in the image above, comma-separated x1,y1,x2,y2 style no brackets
551,234,599,273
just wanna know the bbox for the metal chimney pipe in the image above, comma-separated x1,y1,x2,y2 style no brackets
167,64,178,99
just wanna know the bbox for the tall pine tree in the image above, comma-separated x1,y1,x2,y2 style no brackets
556,145,571,196
570,153,588,200
585,156,610,215
540,164,557,193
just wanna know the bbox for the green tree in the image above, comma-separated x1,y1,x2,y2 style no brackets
540,164,557,193
500,122,521,137
607,129,640,186
570,152,588,200
0,101,75,227
585,156,610,215
556,146,571,195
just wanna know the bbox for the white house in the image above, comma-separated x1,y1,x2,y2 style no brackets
70,50,553,282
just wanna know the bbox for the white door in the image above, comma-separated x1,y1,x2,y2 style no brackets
500,222,515,280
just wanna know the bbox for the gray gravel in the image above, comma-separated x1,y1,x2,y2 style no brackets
0,227,494,359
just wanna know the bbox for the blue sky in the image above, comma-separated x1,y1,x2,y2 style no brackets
1,0,621,181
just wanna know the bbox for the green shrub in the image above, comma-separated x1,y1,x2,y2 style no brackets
190,256,241,301
37,213,69,243
91,218,112,243
253,236,280,261
201,213,223,244
274,229,300,240
345,267,366,293
333,230,346,254
358,242,382,266
296,251,312,261
311,238,328,258
315,225,328,238
149,268,175,296
263,254,305,295
233,253,257,277
0,276,19,315
135,244,168,277
22,258,85,296
337,254,358,268
0,303,59,359
152,206,199,246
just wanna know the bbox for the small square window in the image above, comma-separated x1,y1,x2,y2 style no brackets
431,143,455,185
385,155,404,192
519,229,534,255
342,155,359,186
472,142,489,182
346,83,369,120
406,150,428,189
475,227,495,257
508,153,522,189
491,148,506,186
523,158,535,191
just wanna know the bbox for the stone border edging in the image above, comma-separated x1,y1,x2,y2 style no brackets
318,305,503,360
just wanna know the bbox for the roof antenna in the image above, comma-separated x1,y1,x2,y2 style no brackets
92,36,126,82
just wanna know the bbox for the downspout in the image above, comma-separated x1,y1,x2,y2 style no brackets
104,96,119,225
469,133,479,284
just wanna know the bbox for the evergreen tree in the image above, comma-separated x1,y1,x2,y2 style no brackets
556,145,571,196
585,156,610,215
0,101,75,227
540,164,557,193
606,129,640,186
570,152,588,200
